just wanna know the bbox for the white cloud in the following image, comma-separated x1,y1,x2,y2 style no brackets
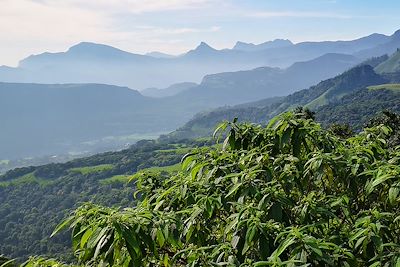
246,11,352,19
0,0,116,65
134,25,221,34
28,0,215,13
0,0,223,66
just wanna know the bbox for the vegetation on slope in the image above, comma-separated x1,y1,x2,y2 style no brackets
20,110,400,266
375,49,400,73
368,84,400,91
315,87,400,130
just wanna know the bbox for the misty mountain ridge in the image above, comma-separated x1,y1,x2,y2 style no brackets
1,29,399,89
233,39,293,51
141,82,197,98
355,30,400,58
145,51,176,58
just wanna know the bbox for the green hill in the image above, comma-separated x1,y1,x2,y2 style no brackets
368,83,400,91
315,86,400,129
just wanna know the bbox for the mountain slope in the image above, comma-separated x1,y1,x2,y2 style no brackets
375,49,400,73
0,83,186,159
316,86,400,129
171,64,390,139
171,53,361,106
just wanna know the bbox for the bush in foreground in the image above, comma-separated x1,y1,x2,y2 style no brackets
24,111,400,266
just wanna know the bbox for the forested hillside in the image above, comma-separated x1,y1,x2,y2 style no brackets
316,85,400,129
0,139,210,261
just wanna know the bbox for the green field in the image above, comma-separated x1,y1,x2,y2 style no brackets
99,174,132,185
141,163,181,173
368,83,400,92
0,160,9,165
100,163,182,185
69,164,114,175
154,147,192,154
0,172,53,187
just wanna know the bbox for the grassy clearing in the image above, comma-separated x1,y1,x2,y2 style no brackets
99,175,132,185
0,160,9,165
142,163,181,173
100,163,182,185
0,172,53,187
368,84,400,92
69,164,114,175
155,147,192,154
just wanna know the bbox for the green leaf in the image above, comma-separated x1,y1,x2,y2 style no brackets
365,172,395,195
0,259,15,267
80,228,93,248
226,182,242,198
389,187,399,205
50,215,75,237
156,229,165,247
273,237,296,258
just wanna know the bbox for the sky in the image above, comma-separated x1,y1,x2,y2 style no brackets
0,0,399,66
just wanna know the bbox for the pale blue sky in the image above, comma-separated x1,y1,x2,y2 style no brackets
0,0,399,66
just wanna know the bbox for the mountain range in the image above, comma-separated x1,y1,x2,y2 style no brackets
1,30,400,89
0,50,365,160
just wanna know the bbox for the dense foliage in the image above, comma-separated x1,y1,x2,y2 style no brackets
38,110,400,266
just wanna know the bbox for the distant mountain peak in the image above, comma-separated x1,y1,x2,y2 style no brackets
184,42,217,57
391,29,400,40
195,42,216,51
234,41,250,46
68,42,123,53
